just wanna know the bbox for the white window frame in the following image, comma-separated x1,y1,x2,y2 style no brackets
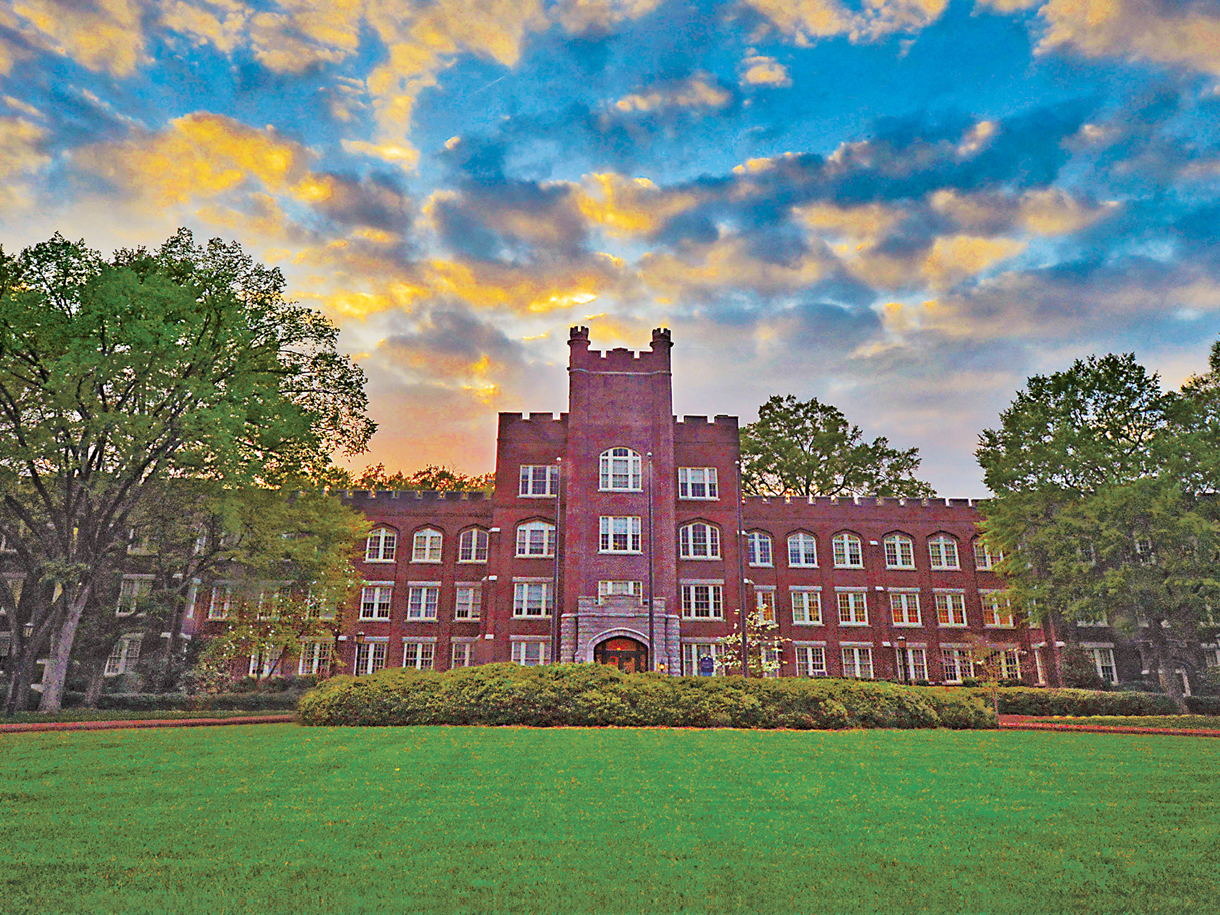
841,646,874,679
889,591,921,627
406,584,440,621
755,587,777,623
787,532,817,568
116,575,153,617
598,580,643,604
207,584,232,620
451,641,474,668
402,641,436,670
934,592,967,627
999,649,1021,681
677,467,718,500
747,531,773,567
1085,645,1119,684
411,528,443,563
681,583,724,619
682,642,721,676
512,580,553,618
832,532,864,569
248,647,282,679
791,588,822,625
981,591,1015,628
599,516,643,554
928,534,960,570
941,646,974,684
898,647,928,682
360,583,394,621
836,590,868,626
104,636,142,676
974,540,1001,570
454,585,482,620
354,641,387,676
794,644,828,677
679,522,721,560
519,464,560,497
365,527,397,563
516,521,556,558
297,639,332,676
599,447,642,491
511,639,550,666
883,534,915,570
458,528,489,563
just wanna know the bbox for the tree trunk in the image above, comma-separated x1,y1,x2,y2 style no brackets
37,586,92,714
84,662,106,708
1146,619,1188,713
4,646,41,716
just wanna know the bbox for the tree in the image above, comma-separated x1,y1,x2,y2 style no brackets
976,353,1220,707
740,395,935,498
332,463,494,493
0,230,375,714
714,607,789,677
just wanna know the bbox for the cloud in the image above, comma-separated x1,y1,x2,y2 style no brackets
613,73,732,113
739,53,792,87
744,0,950,45
0,115,49,208
552,0,664,34
571,173,702,237
342,139,421,171
2,0,147,76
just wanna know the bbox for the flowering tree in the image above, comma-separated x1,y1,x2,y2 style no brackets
715,608,790,677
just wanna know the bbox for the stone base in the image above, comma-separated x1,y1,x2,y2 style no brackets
559,596,681,674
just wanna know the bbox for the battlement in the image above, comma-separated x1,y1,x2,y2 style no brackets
743,495,979,510
568,326,672,374
673,414,738,427
342,489,489,502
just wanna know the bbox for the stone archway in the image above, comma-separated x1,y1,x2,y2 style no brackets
593,636,649,674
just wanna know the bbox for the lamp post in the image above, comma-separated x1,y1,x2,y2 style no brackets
352,630,365,675
895,634,907,684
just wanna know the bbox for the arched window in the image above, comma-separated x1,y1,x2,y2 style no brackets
599,447,642,491
458,528,489,563
883,533,914,570
365,527,397,562
747,531,773,567
411,528,443,563
832,532,863,569
928,534,959,570
787,532,817,567
974,539,1002,570
516,521,556,558
679,521,721,560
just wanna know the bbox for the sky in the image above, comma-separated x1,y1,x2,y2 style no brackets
2,0,1219,497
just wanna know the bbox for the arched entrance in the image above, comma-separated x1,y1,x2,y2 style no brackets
593,636,649,674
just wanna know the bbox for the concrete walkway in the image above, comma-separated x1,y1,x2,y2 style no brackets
999,715,1220,738
0,714,295,734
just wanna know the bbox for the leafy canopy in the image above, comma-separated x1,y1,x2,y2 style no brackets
740,395,935,498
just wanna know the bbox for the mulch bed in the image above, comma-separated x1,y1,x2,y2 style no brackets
999,715,1220,738
0,714,295,734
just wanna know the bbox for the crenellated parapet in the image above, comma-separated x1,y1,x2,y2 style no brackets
567,325,672,374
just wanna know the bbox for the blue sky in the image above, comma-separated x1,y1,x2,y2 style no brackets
3,0,1220,496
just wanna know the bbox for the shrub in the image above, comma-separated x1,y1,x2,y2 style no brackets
1185,695,1220,715
297,665,997,730
974,686,1179,717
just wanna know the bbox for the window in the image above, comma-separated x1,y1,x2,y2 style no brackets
412,528,443,563
406,585,439,621
974,540,1001,570
760,646,781,678
897,647,928,682
298,640,332,676
1086,646,1118,684
928,535,959,570
794,645,827,677
599,447,642,491
935,593,967,627
458,528,489,563
1033,648,1046,685
889,592,921,626
306,588,336,621
365,528,397,562
981,592,1014,628
755,588,776,623
208,584,232,620
512,640,550,666
791,589,822,625
403,641,435,670
248,648,282,679
832,533,863,568
516,521,556,558
999,650,1021,680
599,516,642,553
682,642,721,676
104,637,141,676
354,641,386,676
454,585,482,620
451,641,474,668
837,591,868,626
747,532,773,567
941,647,974,683
519,464,559,497
127,528,154,555
681,583,723,619
513,581,553,617
116,576,152,616
678,467,718,500
598,580,642,604
884,534,915,570
1077,612,1109,627
1205,644,1220,669
841,646,873,679
787,532,817,567
360,584,393,621
679,522,720,560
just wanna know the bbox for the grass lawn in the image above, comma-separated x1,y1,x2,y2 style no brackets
1027,715,1220,730
2,726,1218,915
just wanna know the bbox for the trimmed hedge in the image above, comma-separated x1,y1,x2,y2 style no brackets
61,690,307,712
969,686,1181,717
297,663,996,729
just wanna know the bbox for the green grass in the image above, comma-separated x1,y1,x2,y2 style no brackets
1028,715,1220,730
2,708,291,725
2,726,1218,915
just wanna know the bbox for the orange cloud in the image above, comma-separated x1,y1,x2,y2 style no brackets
0,116,49,207
614,74,731,112
7,0,146,76
745,0,950,45
572,173,701,237
739,54,792,87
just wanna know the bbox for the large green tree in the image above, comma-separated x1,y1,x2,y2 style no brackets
740,395,935,498
976,352,1220,704
0,230,375,714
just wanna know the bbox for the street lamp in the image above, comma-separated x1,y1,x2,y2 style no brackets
895,634,908,684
